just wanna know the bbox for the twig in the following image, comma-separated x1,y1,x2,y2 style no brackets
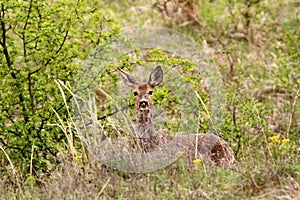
95,177,110,199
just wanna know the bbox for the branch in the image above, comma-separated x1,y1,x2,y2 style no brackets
35,119,57,156
55,29,69,55
0,3,12,70
44,27,70,67
98,104,134,120
22,0,33,58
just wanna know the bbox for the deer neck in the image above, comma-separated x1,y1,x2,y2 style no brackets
135,109,155,138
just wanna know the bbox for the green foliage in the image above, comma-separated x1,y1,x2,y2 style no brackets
0,0,119,174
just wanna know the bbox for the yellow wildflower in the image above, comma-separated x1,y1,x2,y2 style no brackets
74,155,82,160
193,158,202,164
281,138,290,143
269,135,280,143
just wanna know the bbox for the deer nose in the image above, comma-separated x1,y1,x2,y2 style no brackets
139,100,149,109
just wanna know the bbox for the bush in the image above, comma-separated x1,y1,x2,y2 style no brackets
0,0,119,175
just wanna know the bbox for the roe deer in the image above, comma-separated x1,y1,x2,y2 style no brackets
118,66,235,166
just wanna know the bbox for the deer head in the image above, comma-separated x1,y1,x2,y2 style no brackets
118,66,163,138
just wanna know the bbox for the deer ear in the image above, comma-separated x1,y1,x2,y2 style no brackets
118,68,137,88
149,66,163,87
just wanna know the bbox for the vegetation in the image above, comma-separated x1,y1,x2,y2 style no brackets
0,0,299,199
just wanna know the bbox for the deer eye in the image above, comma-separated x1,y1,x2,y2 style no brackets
148,91,153,95
133,91,138,96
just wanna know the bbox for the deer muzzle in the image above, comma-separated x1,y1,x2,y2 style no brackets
139,100,149,110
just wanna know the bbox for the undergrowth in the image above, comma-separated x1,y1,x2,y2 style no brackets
1,0,299,199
